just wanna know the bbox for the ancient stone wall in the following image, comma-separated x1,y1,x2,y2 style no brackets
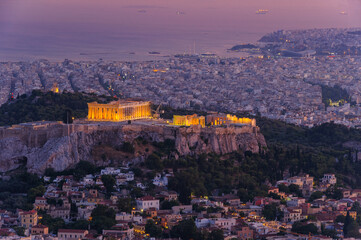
0,121,266,175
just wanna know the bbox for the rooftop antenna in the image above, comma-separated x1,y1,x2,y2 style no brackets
194,41,196,55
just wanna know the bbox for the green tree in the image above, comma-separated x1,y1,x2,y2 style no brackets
13,227,25,236
66,220,89,230
352,201,361,214
322,224,338,239
168,168,207,204
161,200,179,210
333,188,343,200
63,109,73,124
262,203,278,221
237,188,251,202
130,187,144,198
309,191,324,202
27,185,46,203
72,161,97,180
353,202,361,225
269,192,281,200
335,215,346,223
91,205,116,233
171,219,201,240
101,175,116,194
39,214,65,234
71,202,78,214
117,198,135,213
343,211,360,238
207,229,224,240
291,221,318,235
145,153,163,170
145,220,162,238
289,184,303,197
131,167,143,178
278,184,290,193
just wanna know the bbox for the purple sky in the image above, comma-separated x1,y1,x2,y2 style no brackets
0,0,360,60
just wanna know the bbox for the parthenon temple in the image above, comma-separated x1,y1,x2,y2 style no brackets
87,100,152,121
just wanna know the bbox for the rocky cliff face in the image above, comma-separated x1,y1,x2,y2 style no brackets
175,125,265,155
0,122,266,175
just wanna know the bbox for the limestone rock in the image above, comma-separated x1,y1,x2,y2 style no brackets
0,122,267,175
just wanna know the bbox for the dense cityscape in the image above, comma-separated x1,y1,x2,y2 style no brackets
1,29,360,128
0,165,356,240
1,1,361,238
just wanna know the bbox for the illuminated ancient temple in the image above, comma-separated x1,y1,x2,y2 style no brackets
87,100,152,122
173,114,206,127
206,114,256,127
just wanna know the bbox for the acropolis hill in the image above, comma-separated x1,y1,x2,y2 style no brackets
0,102,266,175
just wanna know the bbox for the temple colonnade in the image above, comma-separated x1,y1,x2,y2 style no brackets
87,101,152,121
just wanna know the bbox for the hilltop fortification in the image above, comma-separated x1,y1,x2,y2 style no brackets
0,120,266,175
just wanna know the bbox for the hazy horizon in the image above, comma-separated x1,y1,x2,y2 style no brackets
1,0,360,61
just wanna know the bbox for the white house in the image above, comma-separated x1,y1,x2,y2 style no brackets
43,176,51,182
101,167,121,175
124,172,135,181
77,205,95,220
283,208,304,223
287,197,306,207
136,182,146,190
116,176,127,186
58,229,89,240
116,212,143,224
152,174,168,187
136,196,159,210
196,218,211,228
82,175,95,185
116,212,133,221
286,176,303,188
172,205,192,214
322,174,337,185
211,218,236,230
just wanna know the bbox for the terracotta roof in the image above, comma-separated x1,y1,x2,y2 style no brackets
0,229,14,236
138,196,156,201
315,212,336,221
58,229,88,233
288,209,301,214
20,210,37,215
32,225,48,229
84,233,98,239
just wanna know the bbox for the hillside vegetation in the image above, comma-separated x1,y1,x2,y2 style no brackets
321,84,352,107
1,91,361,203
165,120,361,203
0,90,114,126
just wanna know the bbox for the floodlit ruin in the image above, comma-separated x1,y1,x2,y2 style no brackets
87,100,152,121
172,114,206,127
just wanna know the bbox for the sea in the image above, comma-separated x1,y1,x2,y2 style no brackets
0,0,360,61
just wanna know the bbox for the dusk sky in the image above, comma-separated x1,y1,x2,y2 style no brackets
0,0,360,60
